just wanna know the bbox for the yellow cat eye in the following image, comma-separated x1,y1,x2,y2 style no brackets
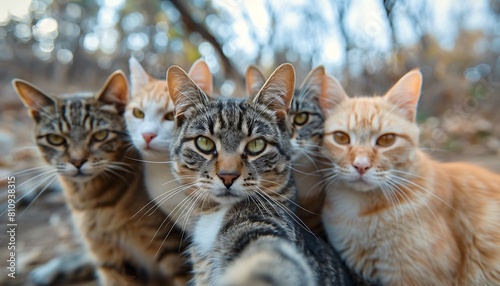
294,112,309,126
246,138,266,155
133,108,144,119
333,131,350,145
93,130,109,142
195,136,215,153
46,134,66,146
376,133,396,147
164,112,175,121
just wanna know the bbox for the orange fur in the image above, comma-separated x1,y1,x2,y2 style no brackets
320,70,500,285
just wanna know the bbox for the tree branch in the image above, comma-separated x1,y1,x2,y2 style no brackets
167,0,239,78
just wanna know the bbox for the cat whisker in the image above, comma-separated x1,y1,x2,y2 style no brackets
161,176,198,187
102,167,128,184
258,184,320,216
124,156,174,164
385,179,443,242
389,170,448,188
254,188,316,237
1,165,51,182
20,175,58,215
145,183,198,218
131,181,196,220
390,175,461,215
15,169,58,189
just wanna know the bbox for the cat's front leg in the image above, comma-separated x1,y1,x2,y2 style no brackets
29,251,95,285
96,265,144,286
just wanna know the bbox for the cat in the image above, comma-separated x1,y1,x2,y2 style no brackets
167,63,358,286
125,57,212,231
319,69,500,286
245,65,333,236
13,71,190,286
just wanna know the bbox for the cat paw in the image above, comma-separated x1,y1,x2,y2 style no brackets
29,258,64,286
29,253,95,285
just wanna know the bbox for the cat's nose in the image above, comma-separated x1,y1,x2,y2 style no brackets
71,159,87,169
218,171,240,189
142,133,157,144
353,156,371,175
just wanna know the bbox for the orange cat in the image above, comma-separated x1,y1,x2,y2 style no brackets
320,69,500,286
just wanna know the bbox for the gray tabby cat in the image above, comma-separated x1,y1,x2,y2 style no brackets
246,66,333,236
13,71,189,286
167,63,355,286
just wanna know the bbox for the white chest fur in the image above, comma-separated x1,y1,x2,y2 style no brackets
193,206,230,256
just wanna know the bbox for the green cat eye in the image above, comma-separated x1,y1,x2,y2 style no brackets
164,112,175,121
195,136,215,153
133,108,144,119
333,131,350,145
93,130,109,142
46,134,66,146
294,112,309,126
246,138,266,155
376,133,396,147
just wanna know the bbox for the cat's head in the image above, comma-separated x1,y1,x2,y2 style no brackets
168,64,295,207
125,57,213,159
246,66,332,162
320,70,422,192
12,71,130,183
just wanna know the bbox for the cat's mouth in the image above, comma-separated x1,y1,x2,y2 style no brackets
213,188,240,198
210,188,245,204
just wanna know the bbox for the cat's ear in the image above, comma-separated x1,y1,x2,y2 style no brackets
129,56,152,96
12,79,55,121
245,65,266,98
252,63,295,119
188,59,213,96
167,65,210,122
319,74,348,116
384,69,422,122
97,70,129,113
296,65,326,102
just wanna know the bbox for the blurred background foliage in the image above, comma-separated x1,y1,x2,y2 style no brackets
0,0,500,155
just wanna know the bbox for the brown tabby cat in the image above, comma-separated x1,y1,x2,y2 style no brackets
320,69,500,285
13,71,189,286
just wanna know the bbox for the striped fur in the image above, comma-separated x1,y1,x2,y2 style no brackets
320,69,500,285
168,64,358,286
245,66,332,237
13,72,190,286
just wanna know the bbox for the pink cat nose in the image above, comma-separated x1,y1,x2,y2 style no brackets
353,163,371,175
142,133,157,144
353,157,371,175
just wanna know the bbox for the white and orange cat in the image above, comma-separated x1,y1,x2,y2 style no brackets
320,69,500,285
125,57,212,230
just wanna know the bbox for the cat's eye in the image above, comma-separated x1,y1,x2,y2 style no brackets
195,136,215,153
133,108,144,119
294,112,309,126
46,134,66,146
333,131,350,145
93,130,109,142
164,112,175,121
246,138,266,155
376,133,396,147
